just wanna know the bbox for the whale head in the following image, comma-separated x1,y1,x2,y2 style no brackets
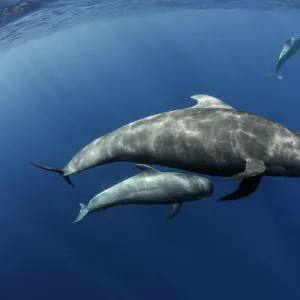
192,176,214,197
268,132,300,176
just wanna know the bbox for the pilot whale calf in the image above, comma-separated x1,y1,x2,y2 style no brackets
73,164,214,222
30,94,300,200
266,35,300,79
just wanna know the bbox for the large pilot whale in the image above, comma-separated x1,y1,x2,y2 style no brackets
73,164,214,223
266,35,300,79
30,94,300,201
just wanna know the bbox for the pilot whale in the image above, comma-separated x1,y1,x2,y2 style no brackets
30,94,300,201
73,164,213,222
266,35,300,79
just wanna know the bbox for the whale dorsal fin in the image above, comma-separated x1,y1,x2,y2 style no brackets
135,164,160,173
190,94,234,110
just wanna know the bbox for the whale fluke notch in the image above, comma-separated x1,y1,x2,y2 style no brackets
190,94,234,110
29,162,74,187
134,164,160,173
166,202,183,220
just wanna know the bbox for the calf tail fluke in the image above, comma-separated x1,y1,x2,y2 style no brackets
73,203,89,223
264,72,283,80
29,162,74,187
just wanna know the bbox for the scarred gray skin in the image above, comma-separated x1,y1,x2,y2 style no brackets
73,164,213,222
65,95,300,177
30,94,300,200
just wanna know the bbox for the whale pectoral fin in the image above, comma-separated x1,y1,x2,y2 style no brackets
135,164,160,173
219,175,263,201
230,159,266,180
166,202,182,220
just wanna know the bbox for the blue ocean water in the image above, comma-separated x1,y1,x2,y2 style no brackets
1,1,300,299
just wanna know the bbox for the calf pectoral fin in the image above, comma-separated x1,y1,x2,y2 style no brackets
230,159,266,180
166,202,182,220
219,175,263,201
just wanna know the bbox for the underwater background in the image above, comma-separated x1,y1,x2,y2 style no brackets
1,1,300,299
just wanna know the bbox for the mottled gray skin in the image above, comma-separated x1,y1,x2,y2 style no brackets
75,164,213,221
276,35,300,73
64,95,300,178
31,94,300,199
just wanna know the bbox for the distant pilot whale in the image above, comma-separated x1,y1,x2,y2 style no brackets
30,94,300,201
73,164,214,222
266,35,300,79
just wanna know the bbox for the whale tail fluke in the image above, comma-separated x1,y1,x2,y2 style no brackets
29,162,74,187
73,203,89,223
264,72,283,80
